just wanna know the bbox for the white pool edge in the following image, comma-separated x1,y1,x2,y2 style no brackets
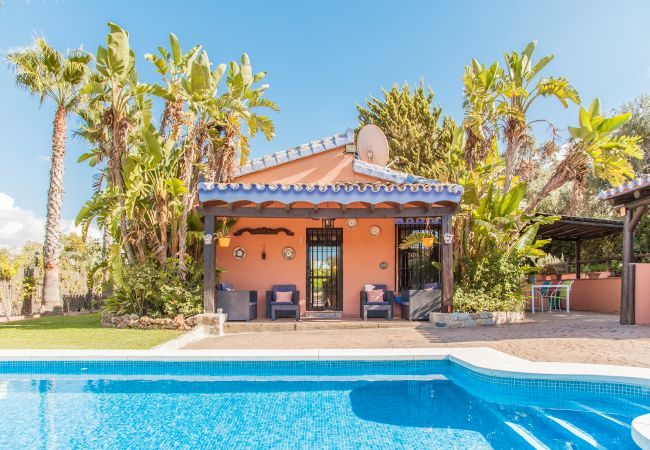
633,414,650,449
0,347,648,386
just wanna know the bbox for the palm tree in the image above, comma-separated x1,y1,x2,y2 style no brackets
7,38,90,313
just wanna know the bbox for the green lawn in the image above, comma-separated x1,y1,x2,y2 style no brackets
0,313,183,349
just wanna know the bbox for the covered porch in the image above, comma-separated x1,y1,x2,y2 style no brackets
198,181,463,319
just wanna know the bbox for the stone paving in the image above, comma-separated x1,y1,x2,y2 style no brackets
184,312,650,367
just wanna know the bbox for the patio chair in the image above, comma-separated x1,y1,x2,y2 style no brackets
399,282,442,321
530,281,554,312
547,280,574,312
216,283,258,321
360,284,394,320
265,284,300,321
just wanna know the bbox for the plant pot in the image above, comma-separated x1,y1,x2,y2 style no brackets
217,237,231,247
422,237,435,247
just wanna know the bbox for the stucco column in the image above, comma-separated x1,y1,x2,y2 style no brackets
203,215,216,313
621,208,634,325
441,215,454,312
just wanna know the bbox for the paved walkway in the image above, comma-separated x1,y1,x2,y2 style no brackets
184,312,650,367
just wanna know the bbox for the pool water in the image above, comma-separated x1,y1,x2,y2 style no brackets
0,360,647,449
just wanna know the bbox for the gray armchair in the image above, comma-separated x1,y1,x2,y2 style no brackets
216,283,258,321
266,284,300,320
360,284,394,320
400,282,441,321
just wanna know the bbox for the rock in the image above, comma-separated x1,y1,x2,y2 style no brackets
173,314,186,327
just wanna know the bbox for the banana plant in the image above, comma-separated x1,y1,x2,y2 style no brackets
463,41,580,191
527,98,643,213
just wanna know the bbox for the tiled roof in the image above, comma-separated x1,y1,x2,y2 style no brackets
235,129,355,176
352,159,435,183
198,181,464,206
598,174,650,200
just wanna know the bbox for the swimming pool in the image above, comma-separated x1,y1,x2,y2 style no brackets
0,357,647,449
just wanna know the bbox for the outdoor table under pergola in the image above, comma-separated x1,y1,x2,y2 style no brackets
599,174,650,325
197,181,463,315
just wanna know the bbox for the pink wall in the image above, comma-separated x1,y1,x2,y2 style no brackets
216,217,395,318
566,278,621,313
635,264,650,325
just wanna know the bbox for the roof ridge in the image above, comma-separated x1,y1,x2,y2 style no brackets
235,128,355,176
352,159,437,184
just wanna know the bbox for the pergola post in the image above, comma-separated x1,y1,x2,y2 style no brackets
575,240,582,280
441,215,454,312
621,208,634,325
203,215,216,313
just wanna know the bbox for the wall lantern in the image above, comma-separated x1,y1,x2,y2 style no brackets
203,233,214,245
443,232,453,245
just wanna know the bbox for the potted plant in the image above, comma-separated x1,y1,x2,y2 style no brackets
422,235,436,247
216,218,237,247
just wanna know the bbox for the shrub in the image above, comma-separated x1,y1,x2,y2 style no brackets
454,253,527,312
103,258,203,318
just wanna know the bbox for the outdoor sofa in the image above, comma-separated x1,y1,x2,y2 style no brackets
399,282,442,321
216,283,258,321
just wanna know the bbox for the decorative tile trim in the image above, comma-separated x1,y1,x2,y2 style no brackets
598,174,650,200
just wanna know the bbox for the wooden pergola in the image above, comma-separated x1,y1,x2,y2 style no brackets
537,215,623,279
599,175,650,325
197,181,463,315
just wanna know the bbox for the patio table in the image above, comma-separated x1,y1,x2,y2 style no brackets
530,284,571,314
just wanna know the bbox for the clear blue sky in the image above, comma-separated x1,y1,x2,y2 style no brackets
1,0,649,225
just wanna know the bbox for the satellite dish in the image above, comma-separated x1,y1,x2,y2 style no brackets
356,124,389,166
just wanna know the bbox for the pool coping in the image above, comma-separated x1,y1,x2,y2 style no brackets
0,347,649,386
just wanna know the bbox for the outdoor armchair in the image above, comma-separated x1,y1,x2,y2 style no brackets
360,284,394,320
216,283,258,321
266,284,300,320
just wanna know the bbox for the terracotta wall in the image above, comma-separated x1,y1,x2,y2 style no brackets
564,278,621,313
216,217,395,318
236,147,377,184
635,264,650,325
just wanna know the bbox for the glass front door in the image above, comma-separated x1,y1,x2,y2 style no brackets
306,228,343,311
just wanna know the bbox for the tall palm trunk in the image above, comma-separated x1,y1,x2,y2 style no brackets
177,123,204,276
41,105,67,313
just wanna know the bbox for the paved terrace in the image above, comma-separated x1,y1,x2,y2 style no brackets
184,312,650,368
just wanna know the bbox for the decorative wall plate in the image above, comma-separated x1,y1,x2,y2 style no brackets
233,246,246,260
282,246,296,260
346,218,358,229
379,261,388,270
369,225,381,237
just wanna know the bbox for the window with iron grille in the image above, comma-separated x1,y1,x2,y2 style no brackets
396,223,441,290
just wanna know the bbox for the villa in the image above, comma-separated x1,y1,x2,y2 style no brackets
198,128,463,320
